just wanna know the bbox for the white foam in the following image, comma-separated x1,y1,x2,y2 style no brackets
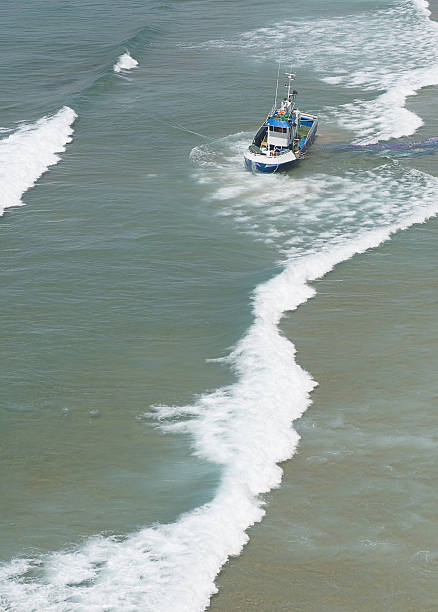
330,62,438,144
4,1,438,609
113,51,138,73
0,106,77,216
185,0,438,144
3,151,438,609
191,133,438,254
413,0,431,15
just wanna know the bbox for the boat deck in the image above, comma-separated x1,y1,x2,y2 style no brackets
272,112,295,120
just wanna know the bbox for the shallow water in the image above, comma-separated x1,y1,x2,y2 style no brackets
1,0,438,609
211,219,438,611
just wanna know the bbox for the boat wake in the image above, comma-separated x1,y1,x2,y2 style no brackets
327,136,438,157
191,135,438,257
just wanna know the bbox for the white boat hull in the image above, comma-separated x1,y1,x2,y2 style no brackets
244,150,299,173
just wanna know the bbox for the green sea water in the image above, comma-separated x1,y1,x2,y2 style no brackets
1,0,438,610
212,218,438,611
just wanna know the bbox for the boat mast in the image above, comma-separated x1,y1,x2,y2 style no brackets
273,38,284,113
273,61,281,112
285,68,296,103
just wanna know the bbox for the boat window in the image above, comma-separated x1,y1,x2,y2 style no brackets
269,126,288,133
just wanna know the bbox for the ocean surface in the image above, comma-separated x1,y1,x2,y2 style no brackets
1,0,438,610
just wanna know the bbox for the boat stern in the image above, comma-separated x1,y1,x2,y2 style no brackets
244,149,297,173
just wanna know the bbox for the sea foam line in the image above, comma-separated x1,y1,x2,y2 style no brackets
1,171,438,611
183,0,438,145
339,63,438,144
0,106,77,217
319,0,438,143
2,1,438,607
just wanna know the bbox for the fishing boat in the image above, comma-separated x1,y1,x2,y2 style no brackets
244,71,318,173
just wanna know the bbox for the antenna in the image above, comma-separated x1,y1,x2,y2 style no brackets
273,39,284,111
273,61,281,110
284,69,296,100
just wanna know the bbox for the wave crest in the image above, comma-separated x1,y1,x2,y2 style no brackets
113,51,138,73
0,106,77,216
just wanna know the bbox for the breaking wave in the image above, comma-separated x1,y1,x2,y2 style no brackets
183,0,438,144
2,135,438,609
1,1,438,611
0,106,77,217
113,51,138,73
